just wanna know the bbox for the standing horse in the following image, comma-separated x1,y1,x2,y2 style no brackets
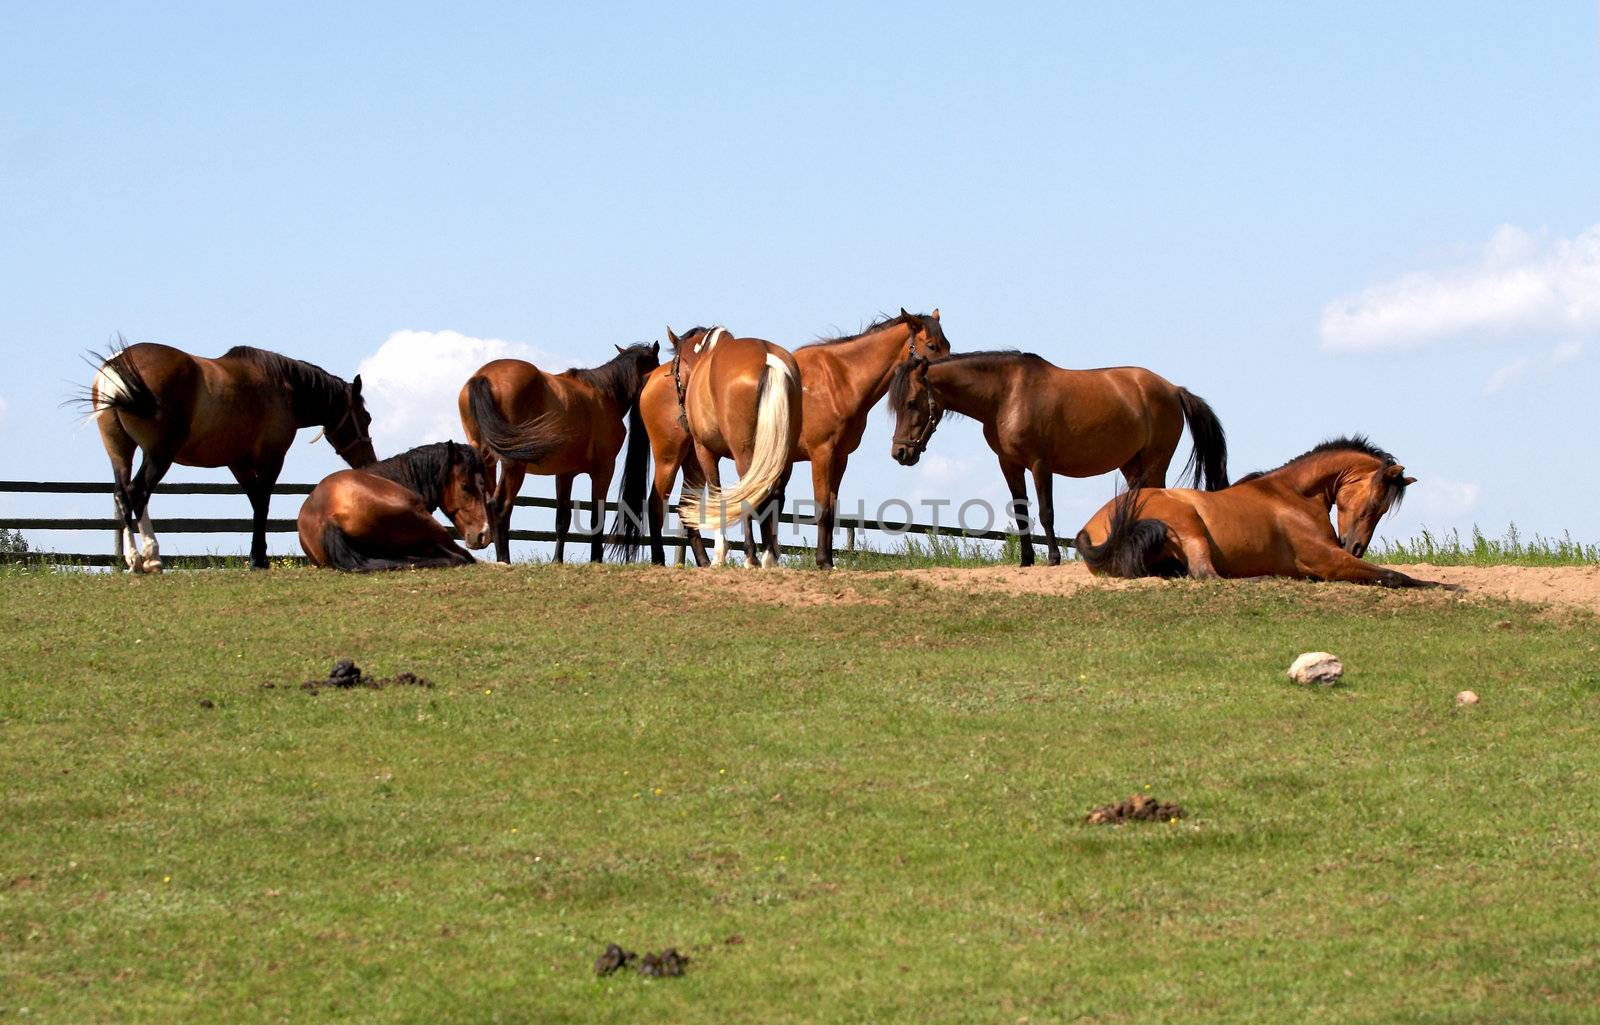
638,326,717,566
1074,436,1439,587
675,329,802,568
459,342,659,564
643,310,951,568
298,441,492,571
87,342,377,572
889,351,1229,567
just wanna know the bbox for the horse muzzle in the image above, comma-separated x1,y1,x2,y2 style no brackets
463,529,491,550
892,444,921,467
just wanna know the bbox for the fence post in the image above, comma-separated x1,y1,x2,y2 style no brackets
846,526,857,552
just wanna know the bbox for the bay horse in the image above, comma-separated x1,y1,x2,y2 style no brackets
643,310,951,568
674,328,802,567
889,351,1229,567
1074,436,1440,587
298,441,492,571
459,342,659,564
638,326,717,566
87,342,377,572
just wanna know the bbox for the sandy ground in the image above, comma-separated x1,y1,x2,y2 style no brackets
896,562,1600,615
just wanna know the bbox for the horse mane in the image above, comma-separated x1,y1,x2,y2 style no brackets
1244,434,1410,507
222,346,350,419
803,310,941,350
670,327,711,354
364,442,482,513
568,343,655,407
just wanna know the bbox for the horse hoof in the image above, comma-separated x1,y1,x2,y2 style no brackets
145,558,164,574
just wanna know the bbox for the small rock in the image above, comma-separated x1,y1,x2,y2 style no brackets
1455,690,1479,707
636,948,690,977
594,943,635,976
1288,652,1344,686
198,698,215,709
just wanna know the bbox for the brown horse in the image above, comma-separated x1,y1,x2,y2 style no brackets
298,441,492,571
643,311,952,567
674,328,802,567
638,326,717,566
889,350,1228,566
459,342,659,564
87,342,377,571
1074,436,1440,587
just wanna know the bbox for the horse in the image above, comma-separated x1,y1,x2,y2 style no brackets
888,350,1229,567
643,310,951,568
458,342,659,564
86,342,377,572
673,328,802,568
297,441,493,571
638,326,717,566
1073,436,1441,587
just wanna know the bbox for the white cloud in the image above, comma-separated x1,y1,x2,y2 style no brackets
1320,224,1600,352
355,329,565,455
1483,339,1585,395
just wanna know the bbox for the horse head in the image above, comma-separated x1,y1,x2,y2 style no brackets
442,440,493,550
888,355,943,466
1334,457,1416,558
327,375,378,467
899,308,951,362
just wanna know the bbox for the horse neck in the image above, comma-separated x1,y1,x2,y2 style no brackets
816,324,911,410
289,369,347,428
368,454,442,512
1270,452,1368,511
927,360,1005,421
572,358,638,412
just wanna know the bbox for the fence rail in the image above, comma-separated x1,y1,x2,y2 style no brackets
0,479,1039,564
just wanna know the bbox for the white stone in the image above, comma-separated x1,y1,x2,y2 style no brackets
1288,652,1344,686
1455,690,1479,706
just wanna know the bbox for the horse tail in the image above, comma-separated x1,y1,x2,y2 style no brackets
1176,387,1229,491
319,523,422,572
464,376,569,465
1073,488,1172,579
679,353,796,531
84,340,158,420
606,401,652,562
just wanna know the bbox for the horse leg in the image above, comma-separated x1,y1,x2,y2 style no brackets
758,464,792,569
810,450,838,570
677,455,711,567
737,455,760,570
124,448,175,573
648,451,676,566
97,415,143,571
1298,547,1440,588
553,473,574,564
1122,449,1170,489
1000,461,1034,567
693,442,730,567
492,459,525,564
231,458,282,570
588,462,614,564
1030,460,1061,566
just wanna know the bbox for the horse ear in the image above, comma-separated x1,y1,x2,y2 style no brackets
665,326,680,346
1403,476,1418,486
900,308,924,334
931,308,941,321
351,374,363,398
1384,464,1405,479
447,439,458,460
615,344,625,354
651,341,661,356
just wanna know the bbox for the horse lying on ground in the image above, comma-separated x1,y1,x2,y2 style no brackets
298,441,492,571
1074,436,1442,587
459,342,659,564
87,342,377,571
889,350,1228,566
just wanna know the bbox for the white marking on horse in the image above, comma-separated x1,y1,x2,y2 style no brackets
92,365,130,413
694,325,728,354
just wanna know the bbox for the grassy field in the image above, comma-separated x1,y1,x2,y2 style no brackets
3,565,1598,1024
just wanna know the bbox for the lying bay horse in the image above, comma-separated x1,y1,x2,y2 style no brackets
298,441,492,571
459,342,659,564
644,311,951,568
1074,436,1440,587
87,342,377,571
675,328,802,567
889,351,1228,566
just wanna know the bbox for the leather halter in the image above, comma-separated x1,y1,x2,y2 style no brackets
325,401,371,462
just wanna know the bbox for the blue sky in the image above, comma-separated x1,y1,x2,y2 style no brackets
3,3,1597,558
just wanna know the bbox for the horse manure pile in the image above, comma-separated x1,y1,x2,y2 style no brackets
275,658,435,693
1085,792,1184,825
594,942,690,978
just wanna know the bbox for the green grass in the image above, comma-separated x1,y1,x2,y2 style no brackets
1372,524,1600,566
3,566,1599,1023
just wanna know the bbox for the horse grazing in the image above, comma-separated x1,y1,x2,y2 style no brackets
642,311,951,568
673,328,802,568
1074,436,1440,587
86,342,377,572
459,342,659,564
889,351,1229,566
298,441,492,571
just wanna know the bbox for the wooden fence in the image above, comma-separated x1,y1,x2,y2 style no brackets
0,480,1038,567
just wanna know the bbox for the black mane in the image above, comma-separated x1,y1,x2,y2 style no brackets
568,343,656,408
936,349,1046,371
1240,435,1409,505
803,311,938,350
365,442,482,512
222,346,350,420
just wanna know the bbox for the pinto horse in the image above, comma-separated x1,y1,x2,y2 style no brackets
889,351,1228,566
674,329,802,568
459,342,659,564
643,310,951,568
1074,436,1440,587
87,342,377,571
298,441,492,571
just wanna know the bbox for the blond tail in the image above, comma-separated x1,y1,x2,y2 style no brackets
680,353,795,532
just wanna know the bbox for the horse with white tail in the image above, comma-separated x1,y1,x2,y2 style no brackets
676,328,802,568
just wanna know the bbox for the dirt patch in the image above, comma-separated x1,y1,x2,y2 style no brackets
265,659,436,693
1086,793,1184,825
594,943,689,978
635,566,885,608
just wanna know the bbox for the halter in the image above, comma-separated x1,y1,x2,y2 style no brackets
324,401,372,461
899,365,944,457
674,325,725,431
